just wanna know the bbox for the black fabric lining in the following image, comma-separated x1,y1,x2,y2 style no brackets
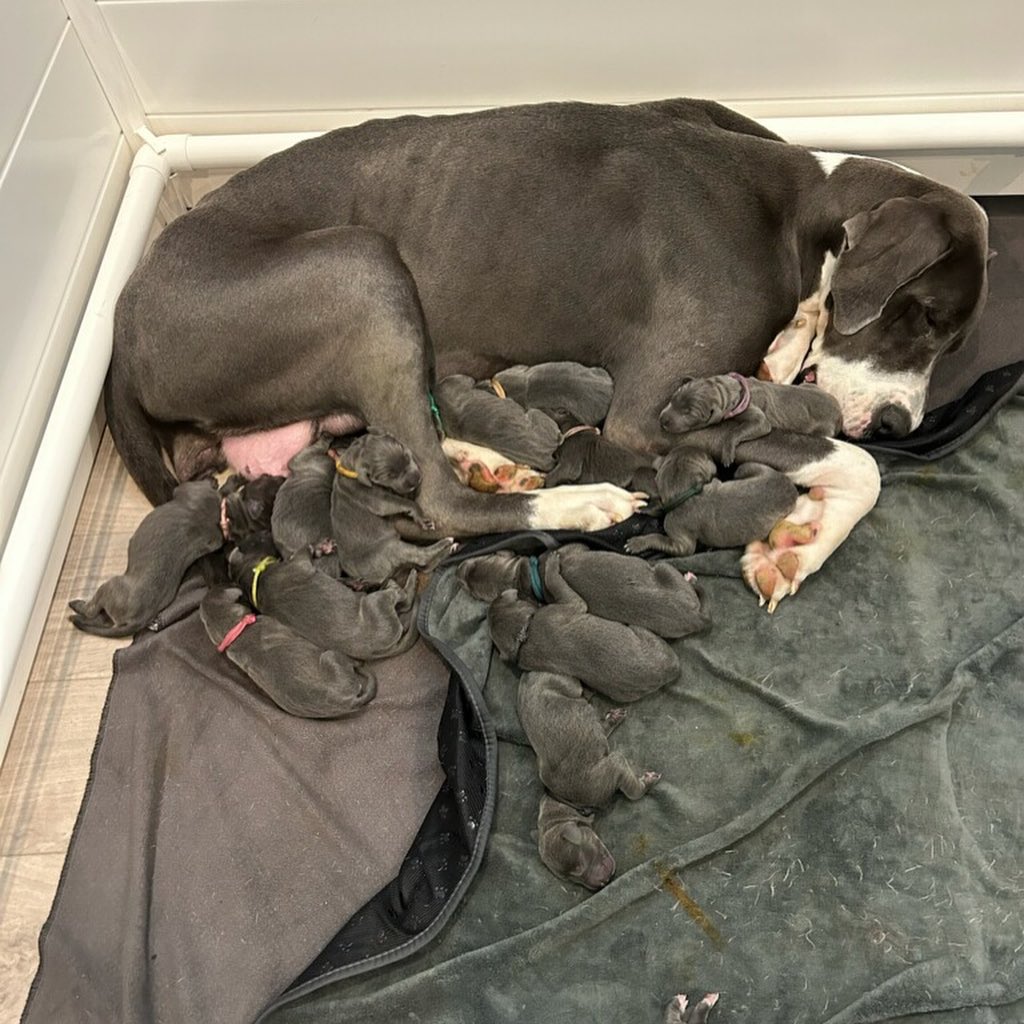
254,570,498,1020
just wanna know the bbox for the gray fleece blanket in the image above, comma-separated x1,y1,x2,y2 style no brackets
269,398,1024,1024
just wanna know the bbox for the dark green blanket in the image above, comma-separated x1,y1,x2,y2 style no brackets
270,398,1024,1024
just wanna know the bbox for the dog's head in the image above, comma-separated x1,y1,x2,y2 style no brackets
537,796,616,890
344,428,422,495
495,362,614,430
805,190,990,439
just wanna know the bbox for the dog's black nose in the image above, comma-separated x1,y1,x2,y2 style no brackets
873,403,912,438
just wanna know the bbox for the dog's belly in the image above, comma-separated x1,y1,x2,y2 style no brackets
221,413,364,478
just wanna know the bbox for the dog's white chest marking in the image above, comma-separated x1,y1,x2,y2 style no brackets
759,251,835,384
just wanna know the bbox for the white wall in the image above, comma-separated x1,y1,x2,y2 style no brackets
94,0,1024,134
0,12,124,549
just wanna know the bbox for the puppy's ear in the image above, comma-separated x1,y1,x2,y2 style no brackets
831,196,951,335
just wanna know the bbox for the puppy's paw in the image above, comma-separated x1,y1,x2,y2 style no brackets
665,992,720,1024
528,483,646,531
640,770,662,791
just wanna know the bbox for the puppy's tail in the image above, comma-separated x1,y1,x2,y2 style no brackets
105,325,178,506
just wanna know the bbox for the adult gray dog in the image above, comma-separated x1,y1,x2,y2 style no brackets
108,98,990,606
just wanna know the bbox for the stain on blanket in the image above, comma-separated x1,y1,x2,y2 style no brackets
654,861,724,950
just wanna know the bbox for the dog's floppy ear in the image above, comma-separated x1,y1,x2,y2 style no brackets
831,196,952,335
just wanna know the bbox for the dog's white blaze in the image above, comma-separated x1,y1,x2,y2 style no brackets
808,346,928,437
528,483,644,531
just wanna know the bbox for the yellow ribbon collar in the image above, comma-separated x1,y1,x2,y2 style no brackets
249,555,278,609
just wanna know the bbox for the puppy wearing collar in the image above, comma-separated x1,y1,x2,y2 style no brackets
457,544,709,638
491,362,614,431
432,373,562,470
200,586,377,717
227,535,419,660
544,426,657,492
330,429,455,583
659,375,842,465
626,450,800,565
69,479,223,637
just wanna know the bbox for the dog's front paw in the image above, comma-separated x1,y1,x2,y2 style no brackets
528,483,647,531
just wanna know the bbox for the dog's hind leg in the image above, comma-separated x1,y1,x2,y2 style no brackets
734,432,880,610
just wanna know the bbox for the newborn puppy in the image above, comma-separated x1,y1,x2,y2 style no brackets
488,587,679,703
271,437,339,575
626,454,799,558
331,429,453,582
660,375,842,464
433,373,562,470
458,544,709,639
227,535,419,660
219,473,285,543
537,794,617,891
200,586,376,717
492,362,614,431
519,672,660,808
544,427,656,492
69,479,223,636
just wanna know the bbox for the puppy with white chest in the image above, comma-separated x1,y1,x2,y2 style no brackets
458,544,709,639
487,580,679,704
518,671,660,808
626,449,800,558
69,479,223,637
227,534,419,660
659,374,842,464
330,429,454,583
200,586,377,718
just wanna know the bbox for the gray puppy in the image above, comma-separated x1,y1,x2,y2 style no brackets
488,586,679,703
536,794,617,891
227,536,419,660
200,586,376,717
458,544,709,638
270,437,340,576
491,362,614,431
331,429,454,583
660,375,842,464
433,373,562,470
519,671,659,808
627,452,799,558
69,479,223,637
218,473,284,543
544,427,657,492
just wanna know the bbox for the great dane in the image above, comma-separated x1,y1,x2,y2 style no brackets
108,98,990,606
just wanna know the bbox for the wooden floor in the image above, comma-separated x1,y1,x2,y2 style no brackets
0,434,150,1023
